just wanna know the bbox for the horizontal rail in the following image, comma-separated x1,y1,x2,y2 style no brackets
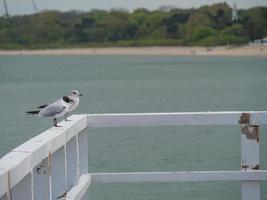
66,174,91,200
91,171,267,183
87,111,267,127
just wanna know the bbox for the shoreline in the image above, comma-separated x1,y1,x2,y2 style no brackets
0,45,267,57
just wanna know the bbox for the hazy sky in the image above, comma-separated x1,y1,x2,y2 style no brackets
1,0,267,16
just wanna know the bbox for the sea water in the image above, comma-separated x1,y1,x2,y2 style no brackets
0,55,266,199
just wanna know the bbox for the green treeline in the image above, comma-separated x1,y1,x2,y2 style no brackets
0,3,267,49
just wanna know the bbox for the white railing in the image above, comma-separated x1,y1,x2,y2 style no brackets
1,111,267,200
0,115,89,200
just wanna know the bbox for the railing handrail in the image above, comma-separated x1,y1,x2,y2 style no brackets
87,111,267,127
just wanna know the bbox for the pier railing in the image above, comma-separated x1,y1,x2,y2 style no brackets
1,111,267,200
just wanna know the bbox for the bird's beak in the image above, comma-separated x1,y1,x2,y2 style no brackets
79,94,83,96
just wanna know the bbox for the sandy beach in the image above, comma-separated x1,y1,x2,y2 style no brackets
0,45,267,56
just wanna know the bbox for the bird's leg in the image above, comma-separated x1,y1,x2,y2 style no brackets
53,118,61,127
64,113,71,121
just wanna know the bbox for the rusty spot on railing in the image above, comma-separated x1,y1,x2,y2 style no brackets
252,164,260,170
241,125,259,143
239,113,250,124
36,166,42,174
36,164,47,175
241,164,260,170
48,151,52,176
241,164,249,170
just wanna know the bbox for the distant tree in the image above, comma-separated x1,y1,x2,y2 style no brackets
98,12,131,41
241,7,267,40
0,3,266,48
190,27,217,42
199,3,232,29
163,9,192,38
185,13,212,37
221,24,245,37
69,17,96,42
133,8,150,14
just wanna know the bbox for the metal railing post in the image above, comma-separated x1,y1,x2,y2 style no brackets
32,158,50,200
66,137,79,191
51,147,66,200
10,173,32,200
78,131,88,176
240,113,260,200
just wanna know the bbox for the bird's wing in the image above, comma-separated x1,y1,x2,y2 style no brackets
39,102,66,117
37,98,61,109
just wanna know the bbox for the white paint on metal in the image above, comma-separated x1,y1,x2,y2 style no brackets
0,115,87,197
78,131,88,176
0,170,8,198
48,151,52,200
66,137,78,190
87,111,267,127
64,143,68,194
11,173,32,200
76,135,80,180
31,170,34,200
241,181,260,200
0,151,31,194
32,158,50,200
51,146,66,200
241,126,260,170
66,174,91,200
241,125,260,200
91,171,267,183
1,112,267,200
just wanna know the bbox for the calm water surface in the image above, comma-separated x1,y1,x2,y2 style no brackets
0,55,266,199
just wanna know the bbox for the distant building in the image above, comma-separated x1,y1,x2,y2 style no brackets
262,37,267,45
232,1,238,22
250,37,267,45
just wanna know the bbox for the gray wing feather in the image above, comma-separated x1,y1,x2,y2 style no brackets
39,102,65,117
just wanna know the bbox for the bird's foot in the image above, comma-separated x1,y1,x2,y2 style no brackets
54,125,62,127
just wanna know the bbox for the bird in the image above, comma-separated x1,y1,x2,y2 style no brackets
26,96,74,127
34,89,83,121
64,89,83,121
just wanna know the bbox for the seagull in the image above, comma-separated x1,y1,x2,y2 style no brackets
64,89,83,121
26,96,74,127
34,89,83,121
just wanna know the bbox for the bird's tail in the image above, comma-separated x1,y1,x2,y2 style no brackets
26,110,40,115
37,104,48,109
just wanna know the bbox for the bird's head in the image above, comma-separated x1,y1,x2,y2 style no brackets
69,89,83,97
